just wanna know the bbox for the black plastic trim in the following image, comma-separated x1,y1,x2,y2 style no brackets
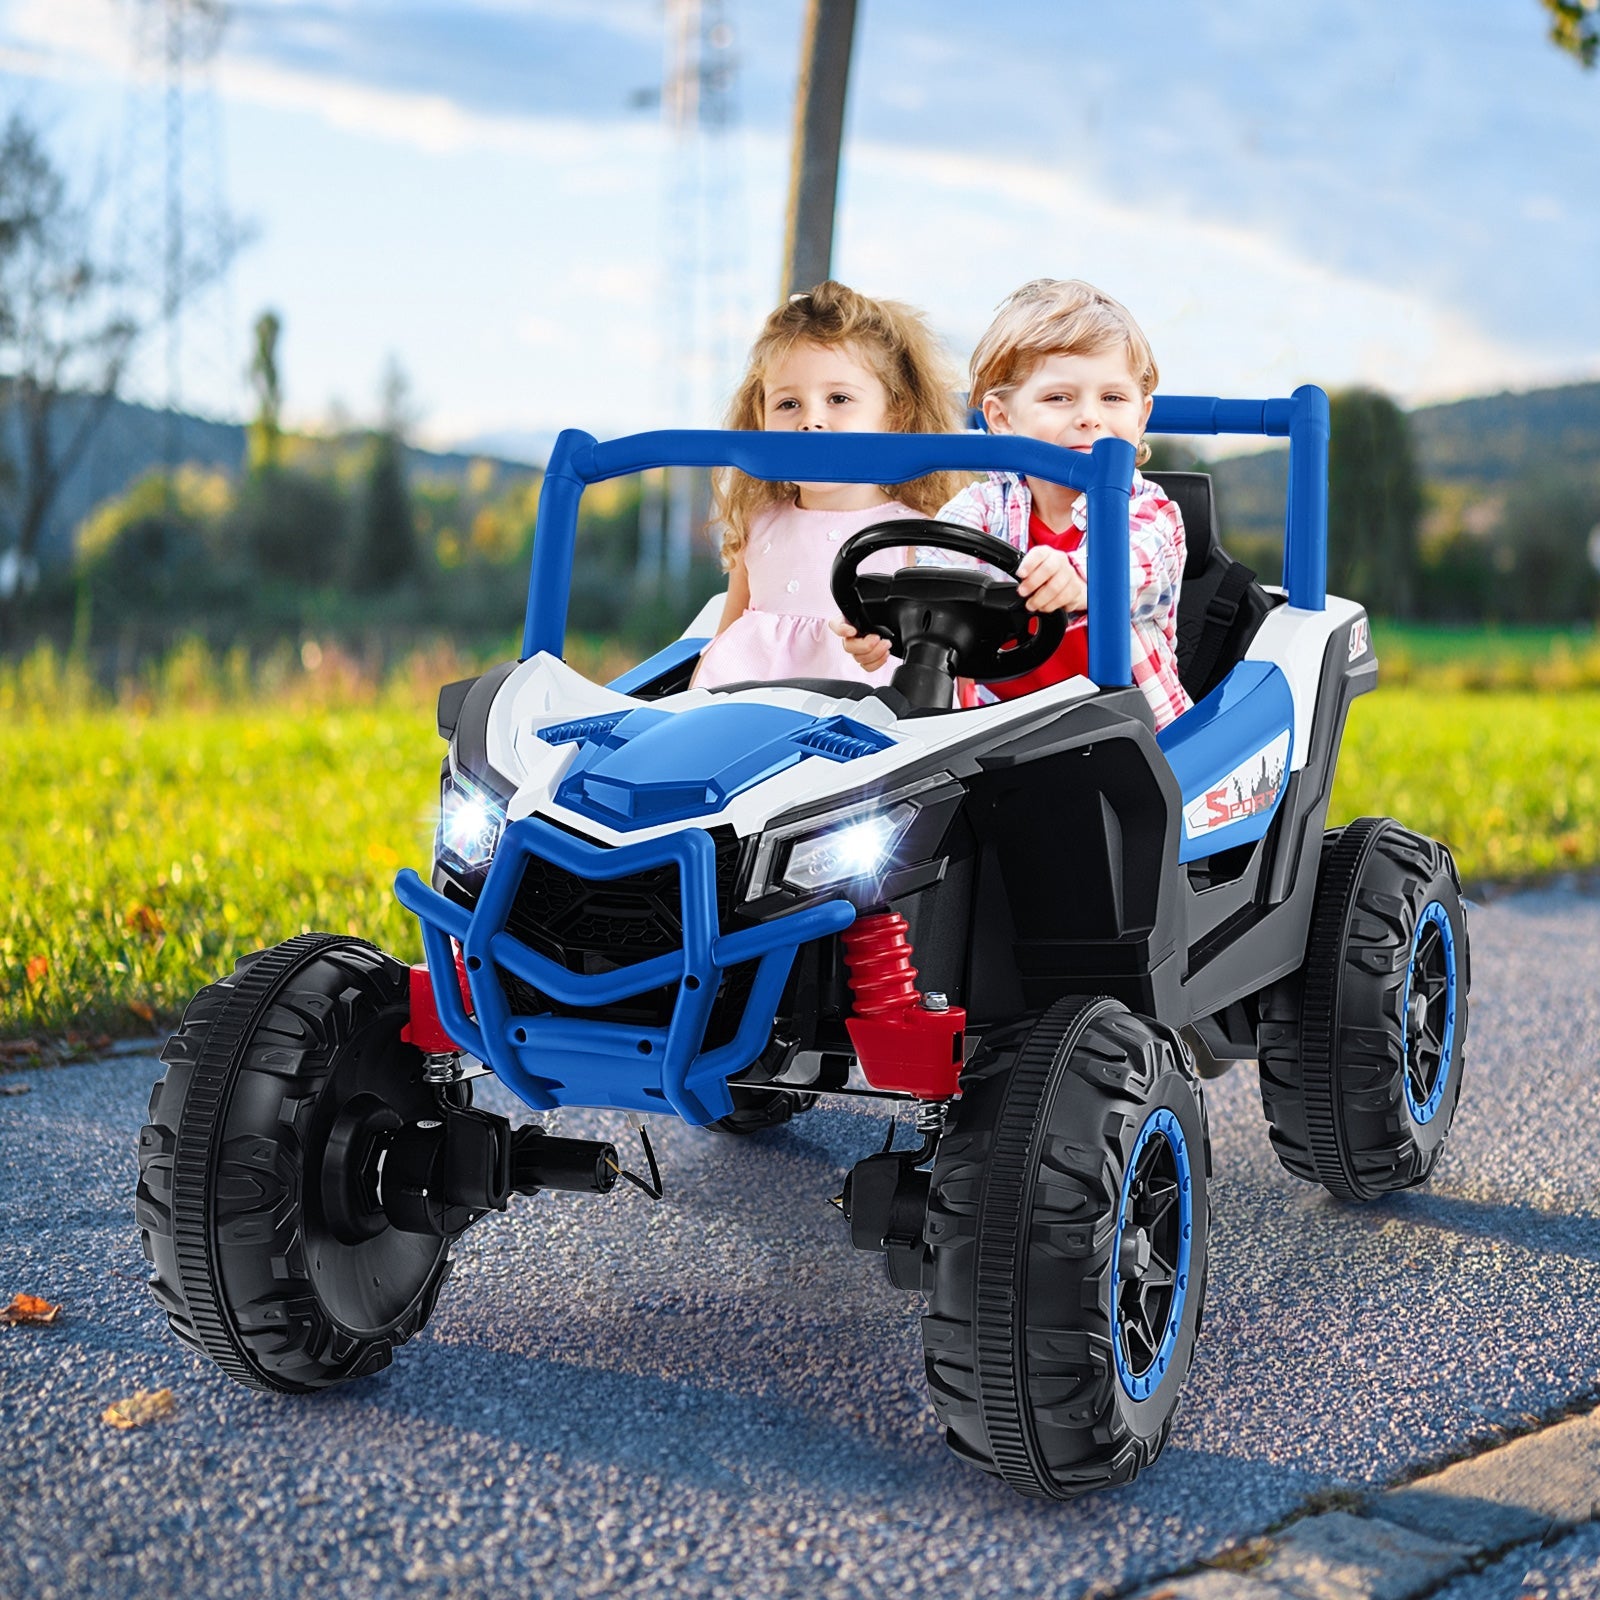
449,658,521,799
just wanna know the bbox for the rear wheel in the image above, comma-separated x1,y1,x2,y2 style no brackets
921,997,1211,1499
1258,818,1470,1201
136,935,454,1392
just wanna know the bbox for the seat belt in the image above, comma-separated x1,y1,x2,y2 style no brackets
1185,560,1258,695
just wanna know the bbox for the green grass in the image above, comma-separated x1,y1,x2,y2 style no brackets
1372,621,1600,690
1332,688,1600,880
1374,620,1596,664
3,650,1598,1044
4,703,439,1043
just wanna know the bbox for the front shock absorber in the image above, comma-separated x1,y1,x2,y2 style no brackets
841,913,966,1099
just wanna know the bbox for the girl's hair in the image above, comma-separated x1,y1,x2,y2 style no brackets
969,279,1160,465
712,280,963,568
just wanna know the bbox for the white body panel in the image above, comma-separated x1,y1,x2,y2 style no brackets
1244,592,1367,770
486,652,1099,845
681,593,725,638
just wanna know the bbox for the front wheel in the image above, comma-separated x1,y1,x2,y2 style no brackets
1257,818,1470,1202
921,997,1212,1499
136,935,454,1392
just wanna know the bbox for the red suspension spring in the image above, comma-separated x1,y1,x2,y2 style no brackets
840,913,920,1015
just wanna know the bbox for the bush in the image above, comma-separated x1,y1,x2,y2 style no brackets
228,468,349,585
1491,470,1600,624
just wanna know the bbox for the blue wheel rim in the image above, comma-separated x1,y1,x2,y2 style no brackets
1402,900,1458,1125
1112,1107,1194,1402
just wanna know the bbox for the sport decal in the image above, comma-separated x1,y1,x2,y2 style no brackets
1348,616,1369,662
1184,730,1291,838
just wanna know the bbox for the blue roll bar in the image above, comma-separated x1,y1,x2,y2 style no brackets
522,387,1329,687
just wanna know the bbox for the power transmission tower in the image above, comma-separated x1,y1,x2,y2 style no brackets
639,0,743,601
113,0,242,474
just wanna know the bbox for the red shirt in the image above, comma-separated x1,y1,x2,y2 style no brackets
984,508,1090,702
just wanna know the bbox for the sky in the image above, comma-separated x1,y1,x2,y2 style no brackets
1,0,1598,458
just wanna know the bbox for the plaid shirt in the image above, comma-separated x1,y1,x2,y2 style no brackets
930,470,1192,729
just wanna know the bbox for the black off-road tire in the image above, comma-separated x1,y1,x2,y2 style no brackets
136,935,454,1392
1258,818,1470,1202
921,996,1211,1500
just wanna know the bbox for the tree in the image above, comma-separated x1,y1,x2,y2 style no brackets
0,114,135,604
247,309,283,475
347,357,419,591
1493,469,1600,622
1327,387,1423,618
1542,0,1598,66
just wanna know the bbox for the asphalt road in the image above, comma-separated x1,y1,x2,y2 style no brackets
2,887,1598,1600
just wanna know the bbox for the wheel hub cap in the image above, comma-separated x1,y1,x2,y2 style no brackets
1112,1107,1194,1402
1402,901,1458,1125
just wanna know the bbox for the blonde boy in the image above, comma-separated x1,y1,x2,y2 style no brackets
837,279,1191,729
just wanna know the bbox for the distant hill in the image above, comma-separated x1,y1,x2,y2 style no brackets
1,395,541,572
1204,378,1600,563
12,378,1600,575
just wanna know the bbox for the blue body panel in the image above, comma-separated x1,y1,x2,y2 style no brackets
606,636,708,695
394,819,855,1125
1157,662,1295,862
546,703,894,830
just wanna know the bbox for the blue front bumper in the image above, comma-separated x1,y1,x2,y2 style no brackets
394,817,856,1125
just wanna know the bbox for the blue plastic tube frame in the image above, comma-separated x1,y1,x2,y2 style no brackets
1147,386,1329,611
519,386,1329,689
522,429,1139,687
394,817,856,1125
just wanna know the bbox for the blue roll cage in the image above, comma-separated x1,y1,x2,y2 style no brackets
521,385,1331,683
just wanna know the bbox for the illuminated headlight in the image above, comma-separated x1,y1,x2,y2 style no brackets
745,775,948,902
437,773,507,870
779,803,917,893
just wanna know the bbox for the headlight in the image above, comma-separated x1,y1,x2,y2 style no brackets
437,772,507,870
780,803,917,893
744,775,949,901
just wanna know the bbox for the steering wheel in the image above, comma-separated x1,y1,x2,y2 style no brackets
831,519,1067,710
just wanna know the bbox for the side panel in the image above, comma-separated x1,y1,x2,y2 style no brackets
961,709,1187,1022
1180,622,1378,1022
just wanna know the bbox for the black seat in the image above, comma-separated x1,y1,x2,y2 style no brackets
1146,471,1280,704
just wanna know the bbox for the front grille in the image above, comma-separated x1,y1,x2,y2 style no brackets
491,826,754,1038
506,855,683,970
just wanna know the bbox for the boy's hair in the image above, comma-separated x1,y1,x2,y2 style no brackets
969,279,1160,465
713,280,963,567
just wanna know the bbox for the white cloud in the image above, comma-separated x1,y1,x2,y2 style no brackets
836,139,1572,412
2,0,663,159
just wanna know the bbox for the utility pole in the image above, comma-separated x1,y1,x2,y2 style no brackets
780,0,859,298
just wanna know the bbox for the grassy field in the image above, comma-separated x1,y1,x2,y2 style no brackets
1373,621,1600,689
3,640,1598,1043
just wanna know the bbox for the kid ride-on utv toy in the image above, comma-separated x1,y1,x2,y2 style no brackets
137,388,1469,1500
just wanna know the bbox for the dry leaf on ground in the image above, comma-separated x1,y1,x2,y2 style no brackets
102,1389,175,1430
1,1293,61,1326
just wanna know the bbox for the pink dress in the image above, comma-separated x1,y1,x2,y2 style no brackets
693,499,924,690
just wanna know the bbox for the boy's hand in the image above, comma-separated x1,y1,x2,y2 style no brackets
830,616,892,672
1016,546,1087,613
